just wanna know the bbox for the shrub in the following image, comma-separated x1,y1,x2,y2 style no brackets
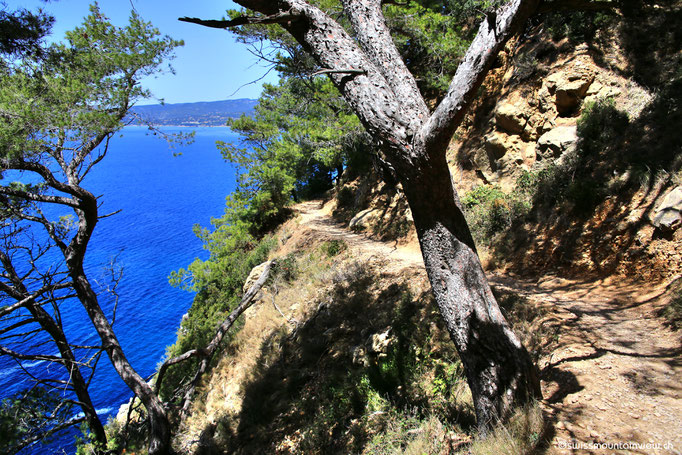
321,239,347,257
462,185,531,245
577,98,629,158
337,185,356,208
661,279,682,330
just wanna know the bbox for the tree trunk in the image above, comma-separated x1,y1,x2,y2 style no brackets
27,304,108,450
69,271,172,455
400,151,541,433
186,0,543,433
67,196,171,455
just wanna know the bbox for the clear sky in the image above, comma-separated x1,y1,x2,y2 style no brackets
4,0,279,104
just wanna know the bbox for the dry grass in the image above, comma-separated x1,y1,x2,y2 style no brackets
467,402,544,455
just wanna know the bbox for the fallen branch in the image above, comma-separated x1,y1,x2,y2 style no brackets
154,259,276,401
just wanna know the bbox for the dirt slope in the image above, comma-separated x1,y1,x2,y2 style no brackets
297,200,682,454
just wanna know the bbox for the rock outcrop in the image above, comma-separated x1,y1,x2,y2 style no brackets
652,186,682,232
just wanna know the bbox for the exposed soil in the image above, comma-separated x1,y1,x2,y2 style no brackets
295,200,682,454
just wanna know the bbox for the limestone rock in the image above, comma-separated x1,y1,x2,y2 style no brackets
484,131,511,160
352,345,369,367
243,261,269,294
652,187,682,232
537,125,578,159
370,328,395,357
555,76,594,114
495,102,528,134
545,69,594,114
349,207,380,232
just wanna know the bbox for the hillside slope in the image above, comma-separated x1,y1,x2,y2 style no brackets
173,200,681,454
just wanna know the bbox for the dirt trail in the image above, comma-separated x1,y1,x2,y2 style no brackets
295,200,423,272
296,200,682,454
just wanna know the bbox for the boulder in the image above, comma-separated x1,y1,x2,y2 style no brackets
537,125,578,159
242,261,269,294
352,345,369,367
555,76,594,114
370,328,394,358
349,207,380,232
495,102,528,135
652,187,682,232
484,131,511,161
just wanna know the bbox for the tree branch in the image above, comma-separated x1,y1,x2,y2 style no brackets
178,11,301,29
0,157,80,198
0,282,73,318
341,0,428,120
0,345,64,364
0,185,80,209
417,0,540,155
311,68,367,76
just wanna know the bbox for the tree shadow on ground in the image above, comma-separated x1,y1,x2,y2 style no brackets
205,261,473,454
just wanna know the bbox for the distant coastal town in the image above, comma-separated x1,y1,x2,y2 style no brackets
128,98,257,127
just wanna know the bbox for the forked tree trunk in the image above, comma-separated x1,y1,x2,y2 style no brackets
184,0,542,433
401,152,541,430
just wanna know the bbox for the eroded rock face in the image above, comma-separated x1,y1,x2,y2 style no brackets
555,76,594,114
537,125,578,159
652,186,682,232
544,65,595,115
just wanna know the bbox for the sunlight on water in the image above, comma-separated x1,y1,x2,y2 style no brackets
1,126,238,454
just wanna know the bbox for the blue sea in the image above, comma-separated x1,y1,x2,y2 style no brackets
0,126,239,454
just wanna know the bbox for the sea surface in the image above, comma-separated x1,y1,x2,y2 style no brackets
0,126,239,454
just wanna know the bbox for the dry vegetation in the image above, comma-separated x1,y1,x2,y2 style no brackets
171,209,549,455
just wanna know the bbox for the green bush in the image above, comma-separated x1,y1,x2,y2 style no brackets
577,99,629,157
662,280,682,330
543,10,615,43
161,228,276,401
462,185,531,244
321,239,347,257
337,185,356,208
272,252,299,282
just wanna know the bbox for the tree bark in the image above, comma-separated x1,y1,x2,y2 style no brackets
400,152,541,431
66,193,172,455
195,0,544,432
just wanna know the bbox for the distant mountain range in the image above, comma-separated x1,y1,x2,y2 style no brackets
129,98,257,127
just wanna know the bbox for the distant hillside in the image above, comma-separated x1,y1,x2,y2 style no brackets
129,98,257,126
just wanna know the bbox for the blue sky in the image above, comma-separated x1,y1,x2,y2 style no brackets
5,0,279,104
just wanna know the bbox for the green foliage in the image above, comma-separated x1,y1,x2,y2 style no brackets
462,185,507,208
222,77,370,233
0,4,182,161
577,98,630,157
462,185,531,244
384,1,475,97
543,10,616,43
0,6,53,59
661,279,682,330
0,388,72,454
272,252,299,282
164,209,276,399
336,185,356,208
320,239,347,258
